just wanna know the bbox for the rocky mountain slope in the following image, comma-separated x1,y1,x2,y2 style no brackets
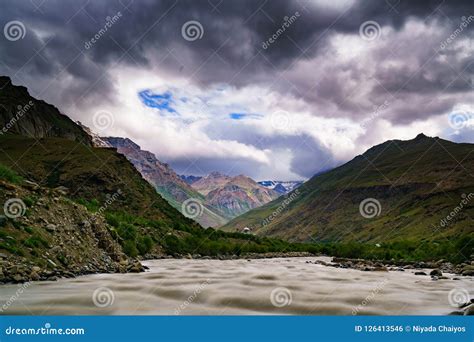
0,76,91,144
102,137,227,227
222,134,474,244
191,172,280,220
0,173,142,283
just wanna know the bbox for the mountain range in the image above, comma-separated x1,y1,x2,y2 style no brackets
258,180,303,194
222,134,474,244
99,139,280,227
0,76,307,282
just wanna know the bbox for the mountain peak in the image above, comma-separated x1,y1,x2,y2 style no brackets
414,133,430,140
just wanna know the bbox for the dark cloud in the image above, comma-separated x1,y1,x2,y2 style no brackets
0,0,472,179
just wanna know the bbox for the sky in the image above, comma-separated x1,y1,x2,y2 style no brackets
0,0,473,180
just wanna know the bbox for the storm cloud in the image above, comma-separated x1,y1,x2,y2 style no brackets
0,0,473,179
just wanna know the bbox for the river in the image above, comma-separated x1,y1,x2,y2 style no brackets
0,257,472,315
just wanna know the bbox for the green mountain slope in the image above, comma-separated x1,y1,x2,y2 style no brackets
222,134,474,243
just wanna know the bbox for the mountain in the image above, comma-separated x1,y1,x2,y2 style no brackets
0,76,92,144
222,134,474,243
102,137,227,227
258,180,303,194
191,172,280,220
0,76,319,283
180,175,202,185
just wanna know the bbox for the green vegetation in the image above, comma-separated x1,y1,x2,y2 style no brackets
0,163,22,184
224,135,474,244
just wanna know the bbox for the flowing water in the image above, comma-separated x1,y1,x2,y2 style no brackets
0,257,472,315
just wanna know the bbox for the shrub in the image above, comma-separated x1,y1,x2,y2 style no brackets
0,164,23,184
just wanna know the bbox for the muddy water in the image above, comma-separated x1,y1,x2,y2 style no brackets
0,257,472,315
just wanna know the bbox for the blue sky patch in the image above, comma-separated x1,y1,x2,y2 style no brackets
229,112,262,120
138,90,176,113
